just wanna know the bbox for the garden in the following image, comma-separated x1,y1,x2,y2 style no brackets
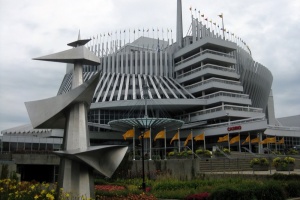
1,173,300,200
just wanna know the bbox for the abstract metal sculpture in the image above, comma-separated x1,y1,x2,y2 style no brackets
25,31,128,198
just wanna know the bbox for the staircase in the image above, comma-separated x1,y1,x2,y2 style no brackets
198,157,254,172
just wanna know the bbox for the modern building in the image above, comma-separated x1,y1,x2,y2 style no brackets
1,0,299,181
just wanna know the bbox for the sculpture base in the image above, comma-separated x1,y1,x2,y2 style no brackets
56,158,94,199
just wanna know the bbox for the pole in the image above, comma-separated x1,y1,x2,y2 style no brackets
141,133,146,191
149,127,152,160
238,133,241,152
164,127,167,160
204,132,206,150
221,13,225,40
178,128,181,152
248,132,251,152
133,126,135,160
191,130,194,156
228,132,230,151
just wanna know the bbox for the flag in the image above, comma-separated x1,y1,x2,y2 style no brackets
277,137,284,144
251,137,259,144
170,132,179,144
217,135,229,143
260,137,276,144
139,130,150,139
184,133,192,146
219,13,223,18
194,133,204,141
230,135,240,144
242,135,250,145
154,130,165,141
123,129,134,140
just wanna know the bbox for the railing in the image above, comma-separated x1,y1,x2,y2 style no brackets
177,105,263,122
242,147,257,157
185,77,241,90
175,49,235,66
215,146,231,159
202,116,265,129
177,64,236,79
268,125,300,131
198,91,249,100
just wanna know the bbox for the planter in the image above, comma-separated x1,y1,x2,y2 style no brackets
252,165,269,171
275,164,295,171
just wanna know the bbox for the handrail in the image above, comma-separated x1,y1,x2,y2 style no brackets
175,49,235,66
177,64,235,79
185,146,201,159
215,146,232,159
242,147,258,157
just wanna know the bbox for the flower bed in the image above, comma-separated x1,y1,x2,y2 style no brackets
273,157,295,171
250,158,269,171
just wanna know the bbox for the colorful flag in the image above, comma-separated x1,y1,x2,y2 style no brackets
230,135,240,144
277,137,284,144
154,130,165,141
242,135,250,145
251,137,259,144
184,133,192,146
139,130,150,139
217,135,229,143
194,133,205,141
260,137,276,144
123,129,134,140
170,132,179,144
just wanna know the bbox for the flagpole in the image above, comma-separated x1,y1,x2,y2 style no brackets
275,135,277,152
238,133,241,152
178,128,181,152
228,132,230,151
133,126,135,160
164,127,167,160
204,132,206,150
149,128,152,160
248,132,251,152
191,130,194,156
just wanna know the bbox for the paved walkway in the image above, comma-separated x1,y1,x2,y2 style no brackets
203,169,300,175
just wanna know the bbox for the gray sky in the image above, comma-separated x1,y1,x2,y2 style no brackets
0,0,299,131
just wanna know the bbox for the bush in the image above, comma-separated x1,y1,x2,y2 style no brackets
272,157,295,167
284,181,300,198
287,148,298,155
209,181,286,200
185,192,210,200
250,157,269,167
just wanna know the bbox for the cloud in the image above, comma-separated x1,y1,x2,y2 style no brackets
0,0,299,131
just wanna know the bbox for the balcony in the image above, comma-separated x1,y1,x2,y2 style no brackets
185,78,243,94
174,49,236,72
177,64,239,83
177,105,263,123
198,91,251,106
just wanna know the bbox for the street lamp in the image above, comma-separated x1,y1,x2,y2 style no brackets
140,132,146,191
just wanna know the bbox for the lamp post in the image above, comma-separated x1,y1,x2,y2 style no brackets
141,132,146,191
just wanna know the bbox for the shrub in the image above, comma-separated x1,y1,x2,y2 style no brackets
185,192,210,200
272,157,295,167
284,181,300,198
250,157,269,167
287,148,298,155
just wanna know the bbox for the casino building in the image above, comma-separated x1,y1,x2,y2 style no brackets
1,0,300,175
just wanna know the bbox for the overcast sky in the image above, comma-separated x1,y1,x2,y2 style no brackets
0,0,299,132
